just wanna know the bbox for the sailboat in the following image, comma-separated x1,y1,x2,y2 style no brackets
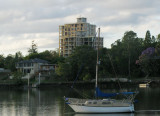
64,28,137,113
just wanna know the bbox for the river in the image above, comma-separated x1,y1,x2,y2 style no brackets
0,86,160,116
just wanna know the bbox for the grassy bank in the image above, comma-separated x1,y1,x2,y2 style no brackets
0,76,160,88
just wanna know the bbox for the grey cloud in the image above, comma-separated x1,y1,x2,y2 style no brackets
97,13,148,26
0,19,60,34
40,42,58,49
0,0,160,54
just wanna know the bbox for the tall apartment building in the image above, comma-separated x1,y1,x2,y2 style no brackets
59,17,103,57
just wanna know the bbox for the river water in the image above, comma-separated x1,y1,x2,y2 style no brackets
0,86,160,116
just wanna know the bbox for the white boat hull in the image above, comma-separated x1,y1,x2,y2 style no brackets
69,104,134,113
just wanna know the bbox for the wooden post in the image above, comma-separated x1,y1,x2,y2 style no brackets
28,73,30,87
39,73,41,85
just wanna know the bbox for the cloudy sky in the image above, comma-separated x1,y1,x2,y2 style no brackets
0,0,160,56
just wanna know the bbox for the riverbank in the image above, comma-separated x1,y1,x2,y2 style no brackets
39,81,160,88
0,80,159,89
0,77,160,88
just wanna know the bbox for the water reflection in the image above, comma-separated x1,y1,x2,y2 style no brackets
0,86,160,116
0,87,64,116
74,113,134,116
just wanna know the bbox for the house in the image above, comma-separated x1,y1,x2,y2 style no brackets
16,58,49,75
39,64,57,75
16,58,56,79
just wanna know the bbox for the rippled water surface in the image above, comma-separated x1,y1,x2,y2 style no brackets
0,86,160,116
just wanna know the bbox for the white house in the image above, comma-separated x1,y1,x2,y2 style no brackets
16,58,49,75
16,58,57,79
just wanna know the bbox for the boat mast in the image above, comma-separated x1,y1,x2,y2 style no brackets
96,28,100,89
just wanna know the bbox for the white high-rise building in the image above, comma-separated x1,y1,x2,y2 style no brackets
59,17,103,57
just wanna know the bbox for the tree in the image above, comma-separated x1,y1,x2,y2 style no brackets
55,62,72,81
151,36,156,43
25,52,39,60
0,55,5,68
15,51,23,62
144,30,152,48
4,54,16,71
0,53,23,71
28,40,38,54
13,71,23,84
156,34,160,49
110,31,143,77
98,48,112,78
25,50,65,64
136,47,160,76
157,34,160,42
69,46,97,81
122,31,138,78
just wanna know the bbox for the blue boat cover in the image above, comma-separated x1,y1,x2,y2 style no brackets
95,87,135,98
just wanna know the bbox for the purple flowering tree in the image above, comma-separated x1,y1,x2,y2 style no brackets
141,47,155,56
136,47,156,76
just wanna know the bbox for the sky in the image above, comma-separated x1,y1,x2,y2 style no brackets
0,0,160,56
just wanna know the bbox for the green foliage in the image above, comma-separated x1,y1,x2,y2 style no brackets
0,72,9,80
15,51,23,62
13,71,23,84
1,30,160,82
28,40,38,54
25,52,39,59
68,45,96,81
110,31,144,77
137,47,160,76
157,34,160,42
144,30,152,48
3,52,24,72
4,54,16,71
54,31,160,81
151,36,156,43
98,48,112,78
83,73,91,81
25,50,64,64
55,62,72,81
0,55,5,67
55,46,97,81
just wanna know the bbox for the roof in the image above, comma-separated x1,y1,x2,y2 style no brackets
17,58,48,64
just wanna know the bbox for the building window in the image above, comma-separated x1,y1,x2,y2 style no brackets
88,102,92,104
102,102,110,104
93,102,97,104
